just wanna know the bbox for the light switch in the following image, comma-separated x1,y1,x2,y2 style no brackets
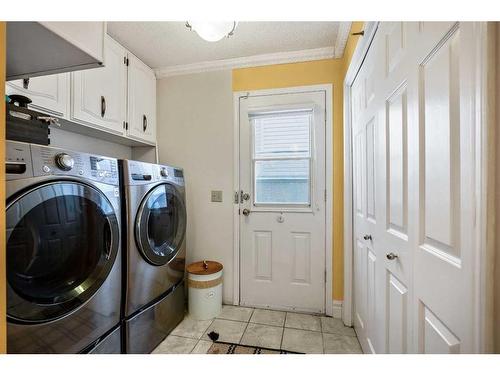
211,190,223,202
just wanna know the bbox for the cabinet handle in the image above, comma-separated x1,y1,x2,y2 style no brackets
143,114,147,132
101,96,106,118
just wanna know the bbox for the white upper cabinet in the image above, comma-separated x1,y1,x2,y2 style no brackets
5,31,156,146
71,35,127,136
127,53,157,144
6,73,69,117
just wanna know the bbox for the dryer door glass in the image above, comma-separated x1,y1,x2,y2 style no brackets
135,183,186,266
6,182,119,323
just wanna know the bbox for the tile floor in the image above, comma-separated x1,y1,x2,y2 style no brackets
152,305,363,354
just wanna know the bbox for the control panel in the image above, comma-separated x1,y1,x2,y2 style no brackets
31,144,119,185
123,160,184,186
5,141,33,180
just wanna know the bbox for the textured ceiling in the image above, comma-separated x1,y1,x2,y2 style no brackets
107,22,343,69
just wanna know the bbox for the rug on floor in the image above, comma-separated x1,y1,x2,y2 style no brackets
207,341,302,354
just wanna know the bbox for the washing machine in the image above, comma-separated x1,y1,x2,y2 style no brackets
119,160,186,354
5,140,122,354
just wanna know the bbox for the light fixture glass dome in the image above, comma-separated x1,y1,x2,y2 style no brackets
186,21,238,42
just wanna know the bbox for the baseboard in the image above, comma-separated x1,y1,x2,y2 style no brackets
332,300,343,319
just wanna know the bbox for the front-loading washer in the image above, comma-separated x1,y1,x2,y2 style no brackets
5,141,122,354
119,160,186,354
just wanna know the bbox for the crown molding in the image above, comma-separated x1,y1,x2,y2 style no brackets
334,21,353,58
154,46,336,79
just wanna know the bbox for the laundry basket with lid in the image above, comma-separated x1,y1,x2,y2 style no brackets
187,260,223,320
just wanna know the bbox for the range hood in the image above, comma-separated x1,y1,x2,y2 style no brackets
7,22,105,81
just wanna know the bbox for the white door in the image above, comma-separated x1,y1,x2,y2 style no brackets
6,73,69,117
239,89,326,314
71,35,127,135
127,53,157,144
351,22,481,353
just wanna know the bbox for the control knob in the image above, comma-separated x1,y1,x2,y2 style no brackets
55,153,75,171
160,167,168,177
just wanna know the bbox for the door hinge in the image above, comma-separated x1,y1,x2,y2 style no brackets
325,270,327,283
234,191,239,204
324,189,327,202
124,56,129,66
125,122,129,130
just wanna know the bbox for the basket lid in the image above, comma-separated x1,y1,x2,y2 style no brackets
187,260,223,275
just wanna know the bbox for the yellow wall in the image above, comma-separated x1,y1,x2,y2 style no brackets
232,22,363,301
0,21,6,354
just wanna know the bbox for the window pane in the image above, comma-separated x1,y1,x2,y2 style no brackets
252,111,311,158
255,159,310,204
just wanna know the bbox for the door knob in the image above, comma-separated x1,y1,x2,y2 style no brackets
242,208,251,216
386,252,398,260
363,234,372,241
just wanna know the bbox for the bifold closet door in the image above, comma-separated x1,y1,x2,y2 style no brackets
351,22,480,353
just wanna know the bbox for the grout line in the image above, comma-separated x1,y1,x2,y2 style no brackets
238,322,250,344
279,326,285,350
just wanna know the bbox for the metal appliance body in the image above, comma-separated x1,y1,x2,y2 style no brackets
120,160,186,353
5,141,122,354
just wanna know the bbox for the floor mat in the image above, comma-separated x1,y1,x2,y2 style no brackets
207,341,302,354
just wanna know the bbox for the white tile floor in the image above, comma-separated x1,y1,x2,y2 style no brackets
152,305,363,354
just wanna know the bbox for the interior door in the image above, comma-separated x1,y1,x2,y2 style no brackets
351,22,480,353
239,90,326,314
71,35,127,135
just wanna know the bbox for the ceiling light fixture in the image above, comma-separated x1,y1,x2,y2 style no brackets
185,21,238,42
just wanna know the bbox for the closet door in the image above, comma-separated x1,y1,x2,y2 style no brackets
351,33,385,354
351,22,481,354
409,22,477,354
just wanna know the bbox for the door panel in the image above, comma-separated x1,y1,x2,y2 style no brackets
239,90,326,313
387,273,408,353
253,231,272,281
354,240,367,331
386,84,408,237
291,232,311,284
421,28,460,257
420,304,460,353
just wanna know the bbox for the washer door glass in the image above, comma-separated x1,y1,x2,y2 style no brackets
6,181,119,324
135,183,186,266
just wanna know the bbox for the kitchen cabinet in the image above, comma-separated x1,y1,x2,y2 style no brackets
126,53,157,144
6,73,69,117
71,35,127,136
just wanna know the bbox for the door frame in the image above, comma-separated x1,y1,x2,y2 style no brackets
233,84,334,316
342,21,492,351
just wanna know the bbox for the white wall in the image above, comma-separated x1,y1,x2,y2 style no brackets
50,127,132,160
156,70,235,303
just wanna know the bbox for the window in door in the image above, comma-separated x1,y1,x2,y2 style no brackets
250,109,313,206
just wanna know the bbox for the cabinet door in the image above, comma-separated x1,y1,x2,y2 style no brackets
6,73,69,117
71,35,127,135
127,53,156,144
